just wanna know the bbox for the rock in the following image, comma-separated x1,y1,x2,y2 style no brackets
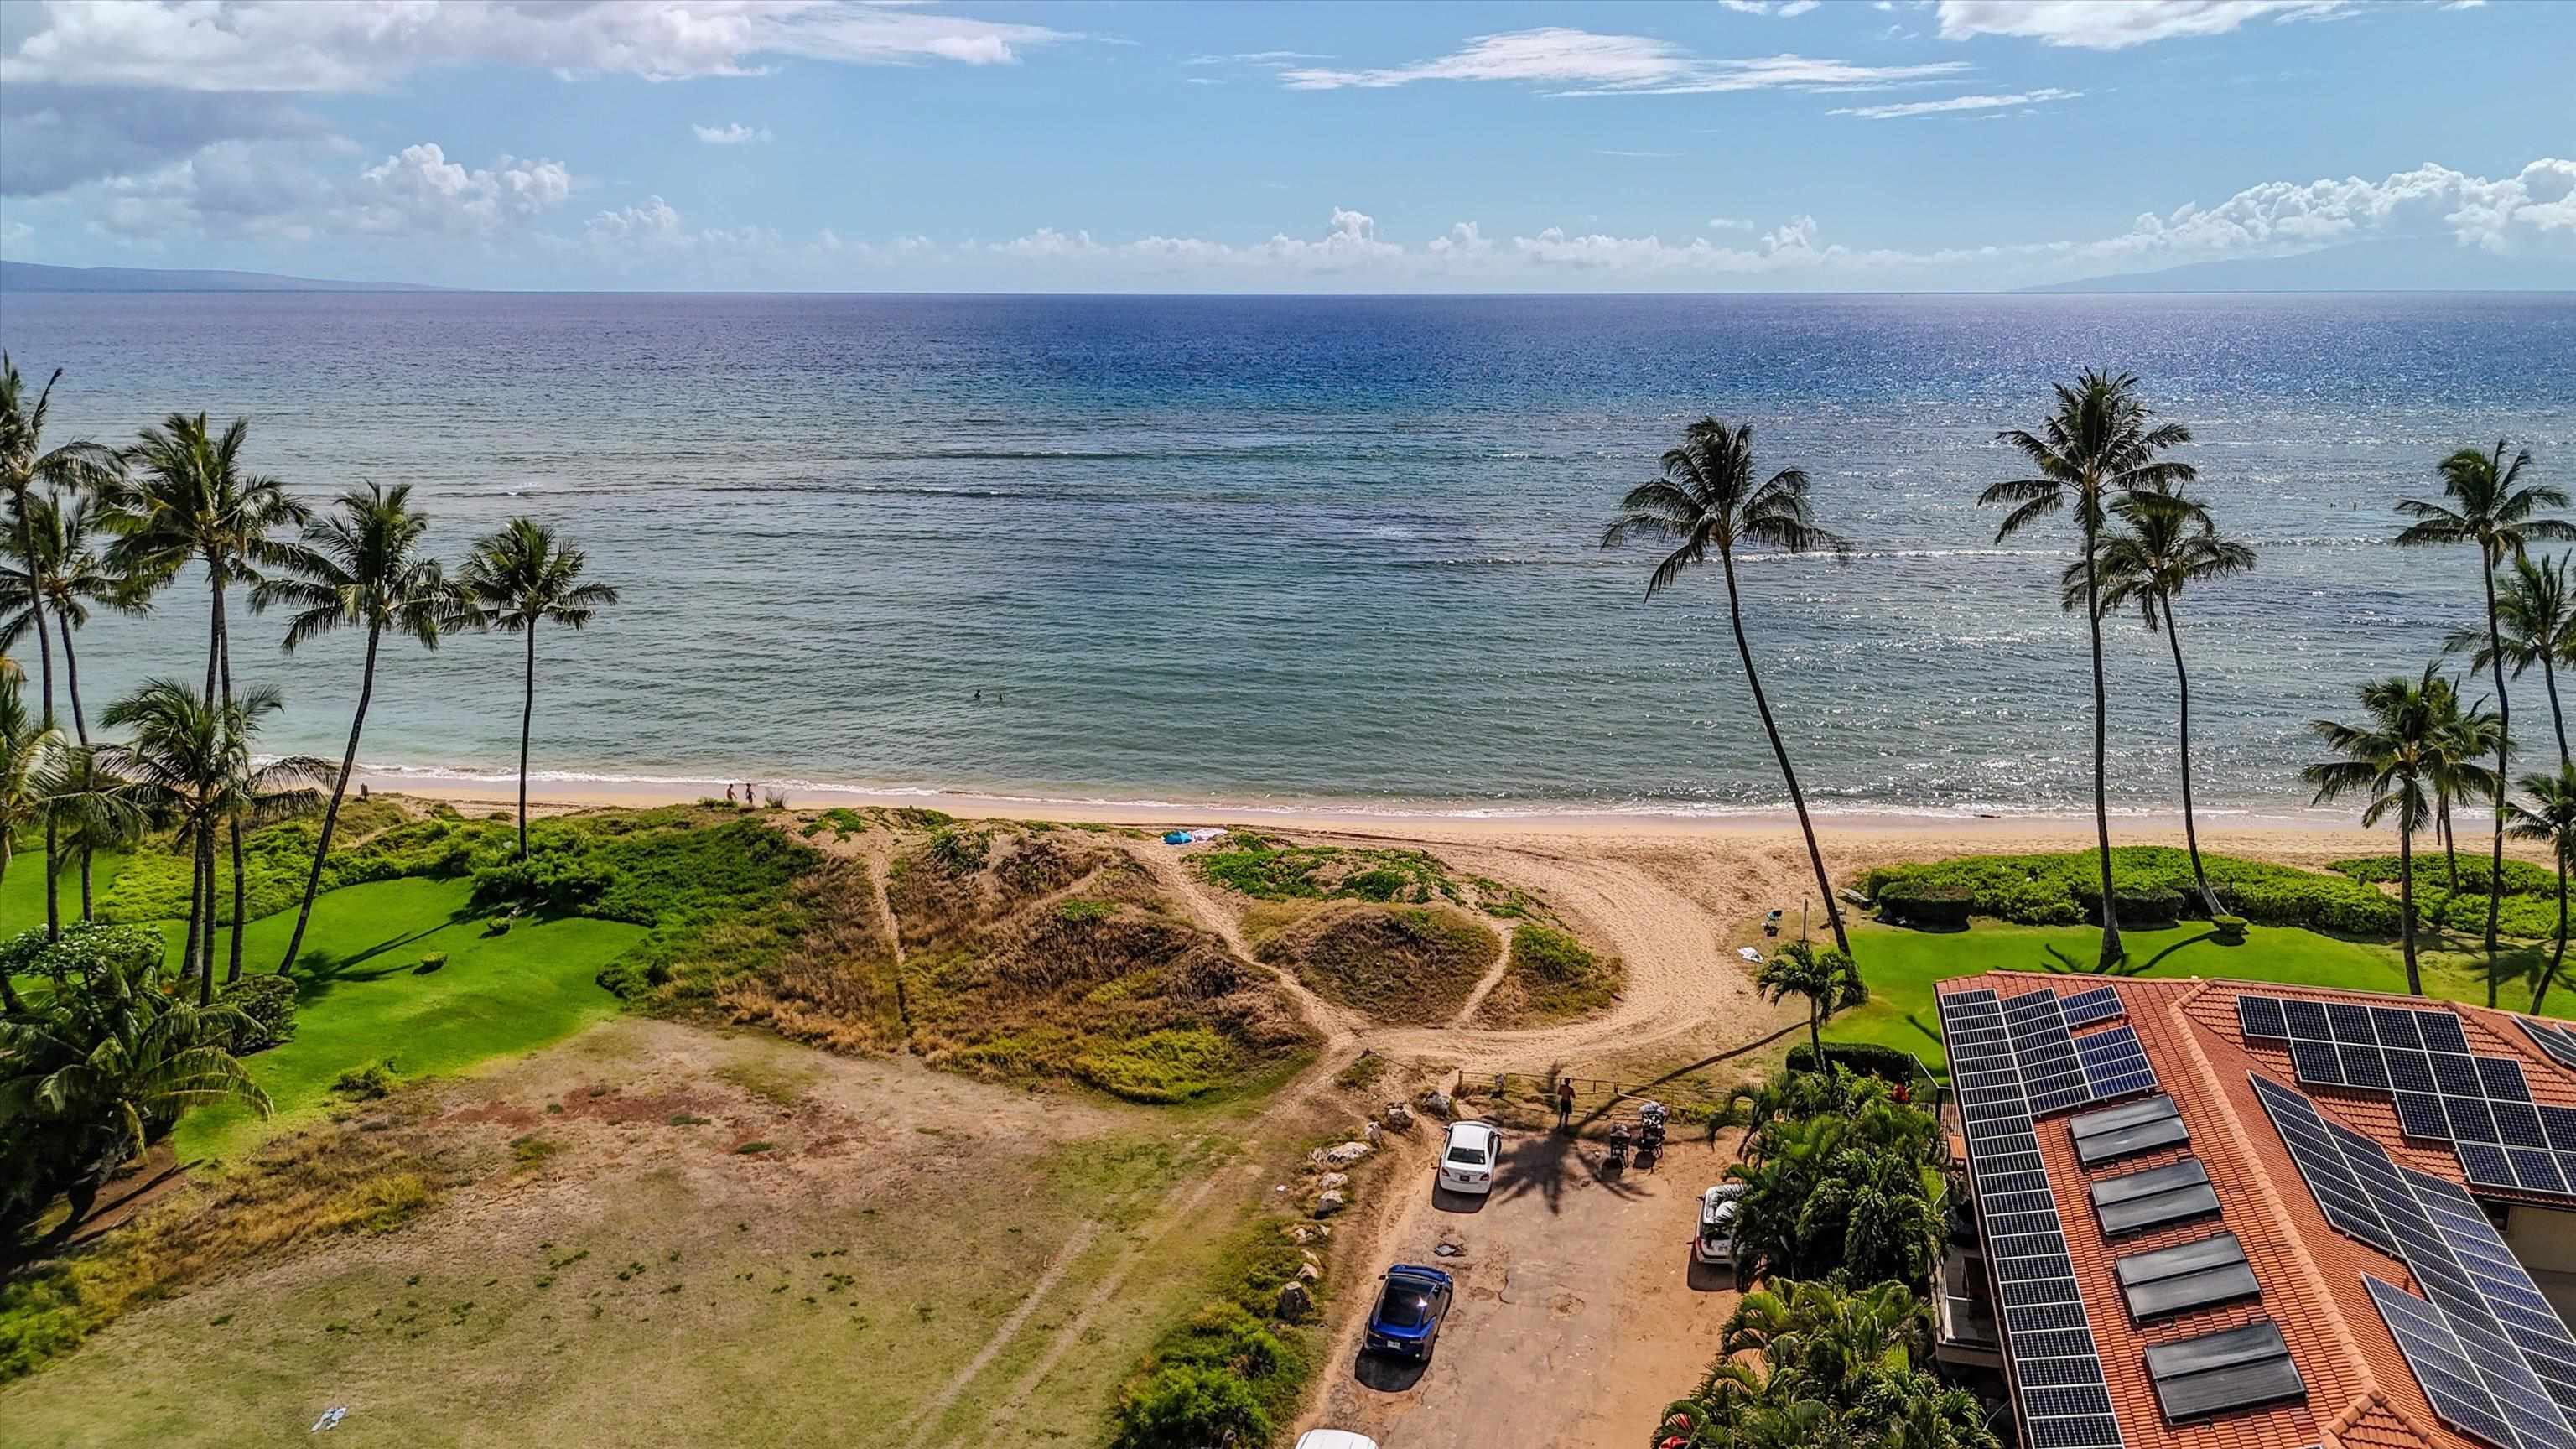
1383,1103,1415,1131
1433,1238,1466,1259
1296,1260,1322,1284
1419,1089,1454,1119
1314,1188,1348,1218
1363,1121,1384,1147
1282,1223,1325,1245
1317,1140,1374,1170
1276,1281,1315,1321
1317,1171,1351,1193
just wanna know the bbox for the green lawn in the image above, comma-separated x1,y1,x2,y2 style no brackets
0,850,125,939
1826,918,2568,1074
6,854,644,1161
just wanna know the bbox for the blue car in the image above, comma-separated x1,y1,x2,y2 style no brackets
1364,1265,1455,1360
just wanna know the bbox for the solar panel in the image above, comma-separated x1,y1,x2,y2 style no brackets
2377,1007,2429,1049
2400,1092,2458,1141
2423,1011,2475,1054
2343,1042,2394,1090
2501,1102,2552,1150
2078,1026,2158,1101
2513,1149,2571,1196
2454,1096,2506,1144
2291,1039,2346,1087
2543,1106,2576,1153
2283,998,2332,1039
2070,1094,2187,1166
2238,995,2289,1040
2250,1074,2400,1255
2091,1157,2222,1236
2391,1049,2440,1094
2117,1233,2261,1321
1938,988,2126,1449
2461,1142,2518,1190
2485,1057,2538,1102
2061,985,2124,1029
2521,1018,2576,1073
2145,1321,2307,1421
2371,1276,2527,1449
2006,990,2092,1116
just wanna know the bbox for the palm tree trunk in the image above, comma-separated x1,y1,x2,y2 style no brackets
2084,518,2122,969
13,480,56,943
2400,821,2423,996
517,624,538,862
1717,550,1846,954
197,827,218,1006
2545,652,2570,771
279,626,379,974
179,832,205,984
2441,797,2459,894
56,614,92,919
2161,596,2221,917
218,588,248,987
2485,562,2511,1007
1808,999,1823,1062
2535,849,2569,1014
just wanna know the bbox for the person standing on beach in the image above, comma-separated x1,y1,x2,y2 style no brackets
724,783,735,807
1555,1078,1575,1134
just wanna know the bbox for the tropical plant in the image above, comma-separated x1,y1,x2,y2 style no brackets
1985,369,2198,969
1727,1081,1943,1285
1674,1279,1996,1449
0,922,271,1250
2397,439,2570,1005
2449,552,2576,771
1602,418,1854,953
254,482,448,974
1756,939,1866,1062
450,518,621,860
96,681,327,1001
2426,677,2503,896
0,681,63,1014
2303,667,2495,996
39,745,146,926
0,357,119,942
2506,764,2576,1014
0,492,132,747
2070,491,2253,916
100,413,309,982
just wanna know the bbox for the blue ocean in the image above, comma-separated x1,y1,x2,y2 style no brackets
1,290,2570,818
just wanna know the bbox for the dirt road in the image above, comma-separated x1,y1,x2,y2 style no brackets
1304,1130,1744,1449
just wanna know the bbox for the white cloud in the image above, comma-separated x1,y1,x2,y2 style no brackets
1708,216,1754,230
693,122,772,145
1934,1,2360,49
0,220,32,248
1831,86,2082,119
0,0,1078,92
1275,27,1969,94
1719,1,1824,15
350,143,570,236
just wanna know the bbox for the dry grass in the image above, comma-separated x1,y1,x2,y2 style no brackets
1254,902,1500,1025
714,858,906,1053
1468,922,1626,1027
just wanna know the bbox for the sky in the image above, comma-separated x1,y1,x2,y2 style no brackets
0,0,2568,293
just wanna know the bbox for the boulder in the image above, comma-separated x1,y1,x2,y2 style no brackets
1316,1171,1351,1194
1418,1089,1455,1120
1363,1121,1384,1147
1314,1188,1348,1218
1383,1103,1415,1131
1296,1259,1322,1284
1276,1281,1315,1321
1316,1140,1374,1170
1282,1222,1327,1245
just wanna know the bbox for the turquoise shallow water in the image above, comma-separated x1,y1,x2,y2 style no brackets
0,290,2570,818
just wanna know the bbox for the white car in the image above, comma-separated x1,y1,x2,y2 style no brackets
1696,1183,1747,1267
1438,1119,1501,1195
1296,1434,1380,1449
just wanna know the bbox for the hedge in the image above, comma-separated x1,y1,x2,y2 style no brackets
2332,854,2559,897
1786,1041,1933,1089
1860,848,2401,936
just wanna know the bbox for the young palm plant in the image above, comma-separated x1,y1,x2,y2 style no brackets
2303,667,2495,996
0,356,120,940
2065,492,2252,917
0,494,132,746
450,518,621,860
0,680,65,1013
2426,676,2503,895
2396,439,2571,1005
42,745,146,925
1602,418,1855,953
2449,553,2576,771
1755,938,1865,1062
98,680,328,1002
255,483,449,974
1985,370,2198,969
2505,764,2576,1015
101,413,308,983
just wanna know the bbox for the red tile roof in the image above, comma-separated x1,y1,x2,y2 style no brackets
1937,973,2576,1449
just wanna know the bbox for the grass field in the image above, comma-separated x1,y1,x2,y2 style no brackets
1826,917,2568,1072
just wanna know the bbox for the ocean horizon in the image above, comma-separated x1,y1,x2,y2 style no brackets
3,288,2570,820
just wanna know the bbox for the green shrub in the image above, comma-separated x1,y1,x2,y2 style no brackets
1786,1041,1932,1089
927,826,992,875
2334,854,2558,897
2211,914,2249,943
470,840,615,913
1863,848,2402,935
1071,1028,1240,1104
330,1061,399,1100
218,974,299,1053
1195,834,1462,905
1875,880,1974,928
1112,1364,1270,1449
1056,897,1116,923
415,952,448,974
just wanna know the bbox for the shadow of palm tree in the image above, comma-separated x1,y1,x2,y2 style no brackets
288,906,485,1005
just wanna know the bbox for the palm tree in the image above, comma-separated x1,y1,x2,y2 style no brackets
0,357,119,941
1602,419,1854,953
2071,493,2254,917
451,519,621,860
253,483,449,974
2426,677,2503,895
101,414,308,983
1756,938,1865,1062
0,680,63,1014
2397,439,2571,1006
2449,553,2576,771
1985,370,2198,969
2304,667,2494,996
2506,765,2576,1015
41,745,144,926
98,680,325,1002
0,494,131,747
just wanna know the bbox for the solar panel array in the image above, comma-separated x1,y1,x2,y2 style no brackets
1983,986,2158,1118
2145,1321,2306,1422
2116,1232,2260,1322
2253,1073,2576,1449
2521,1018,2576,1076
2237,994,2576,1198
1940,988,2124,1449
2091,1157,2222,1237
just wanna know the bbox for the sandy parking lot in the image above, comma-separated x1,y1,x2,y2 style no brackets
1305,1127,1745,1449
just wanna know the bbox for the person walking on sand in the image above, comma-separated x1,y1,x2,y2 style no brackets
725,783,736,807
1555,1078,1575,1134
